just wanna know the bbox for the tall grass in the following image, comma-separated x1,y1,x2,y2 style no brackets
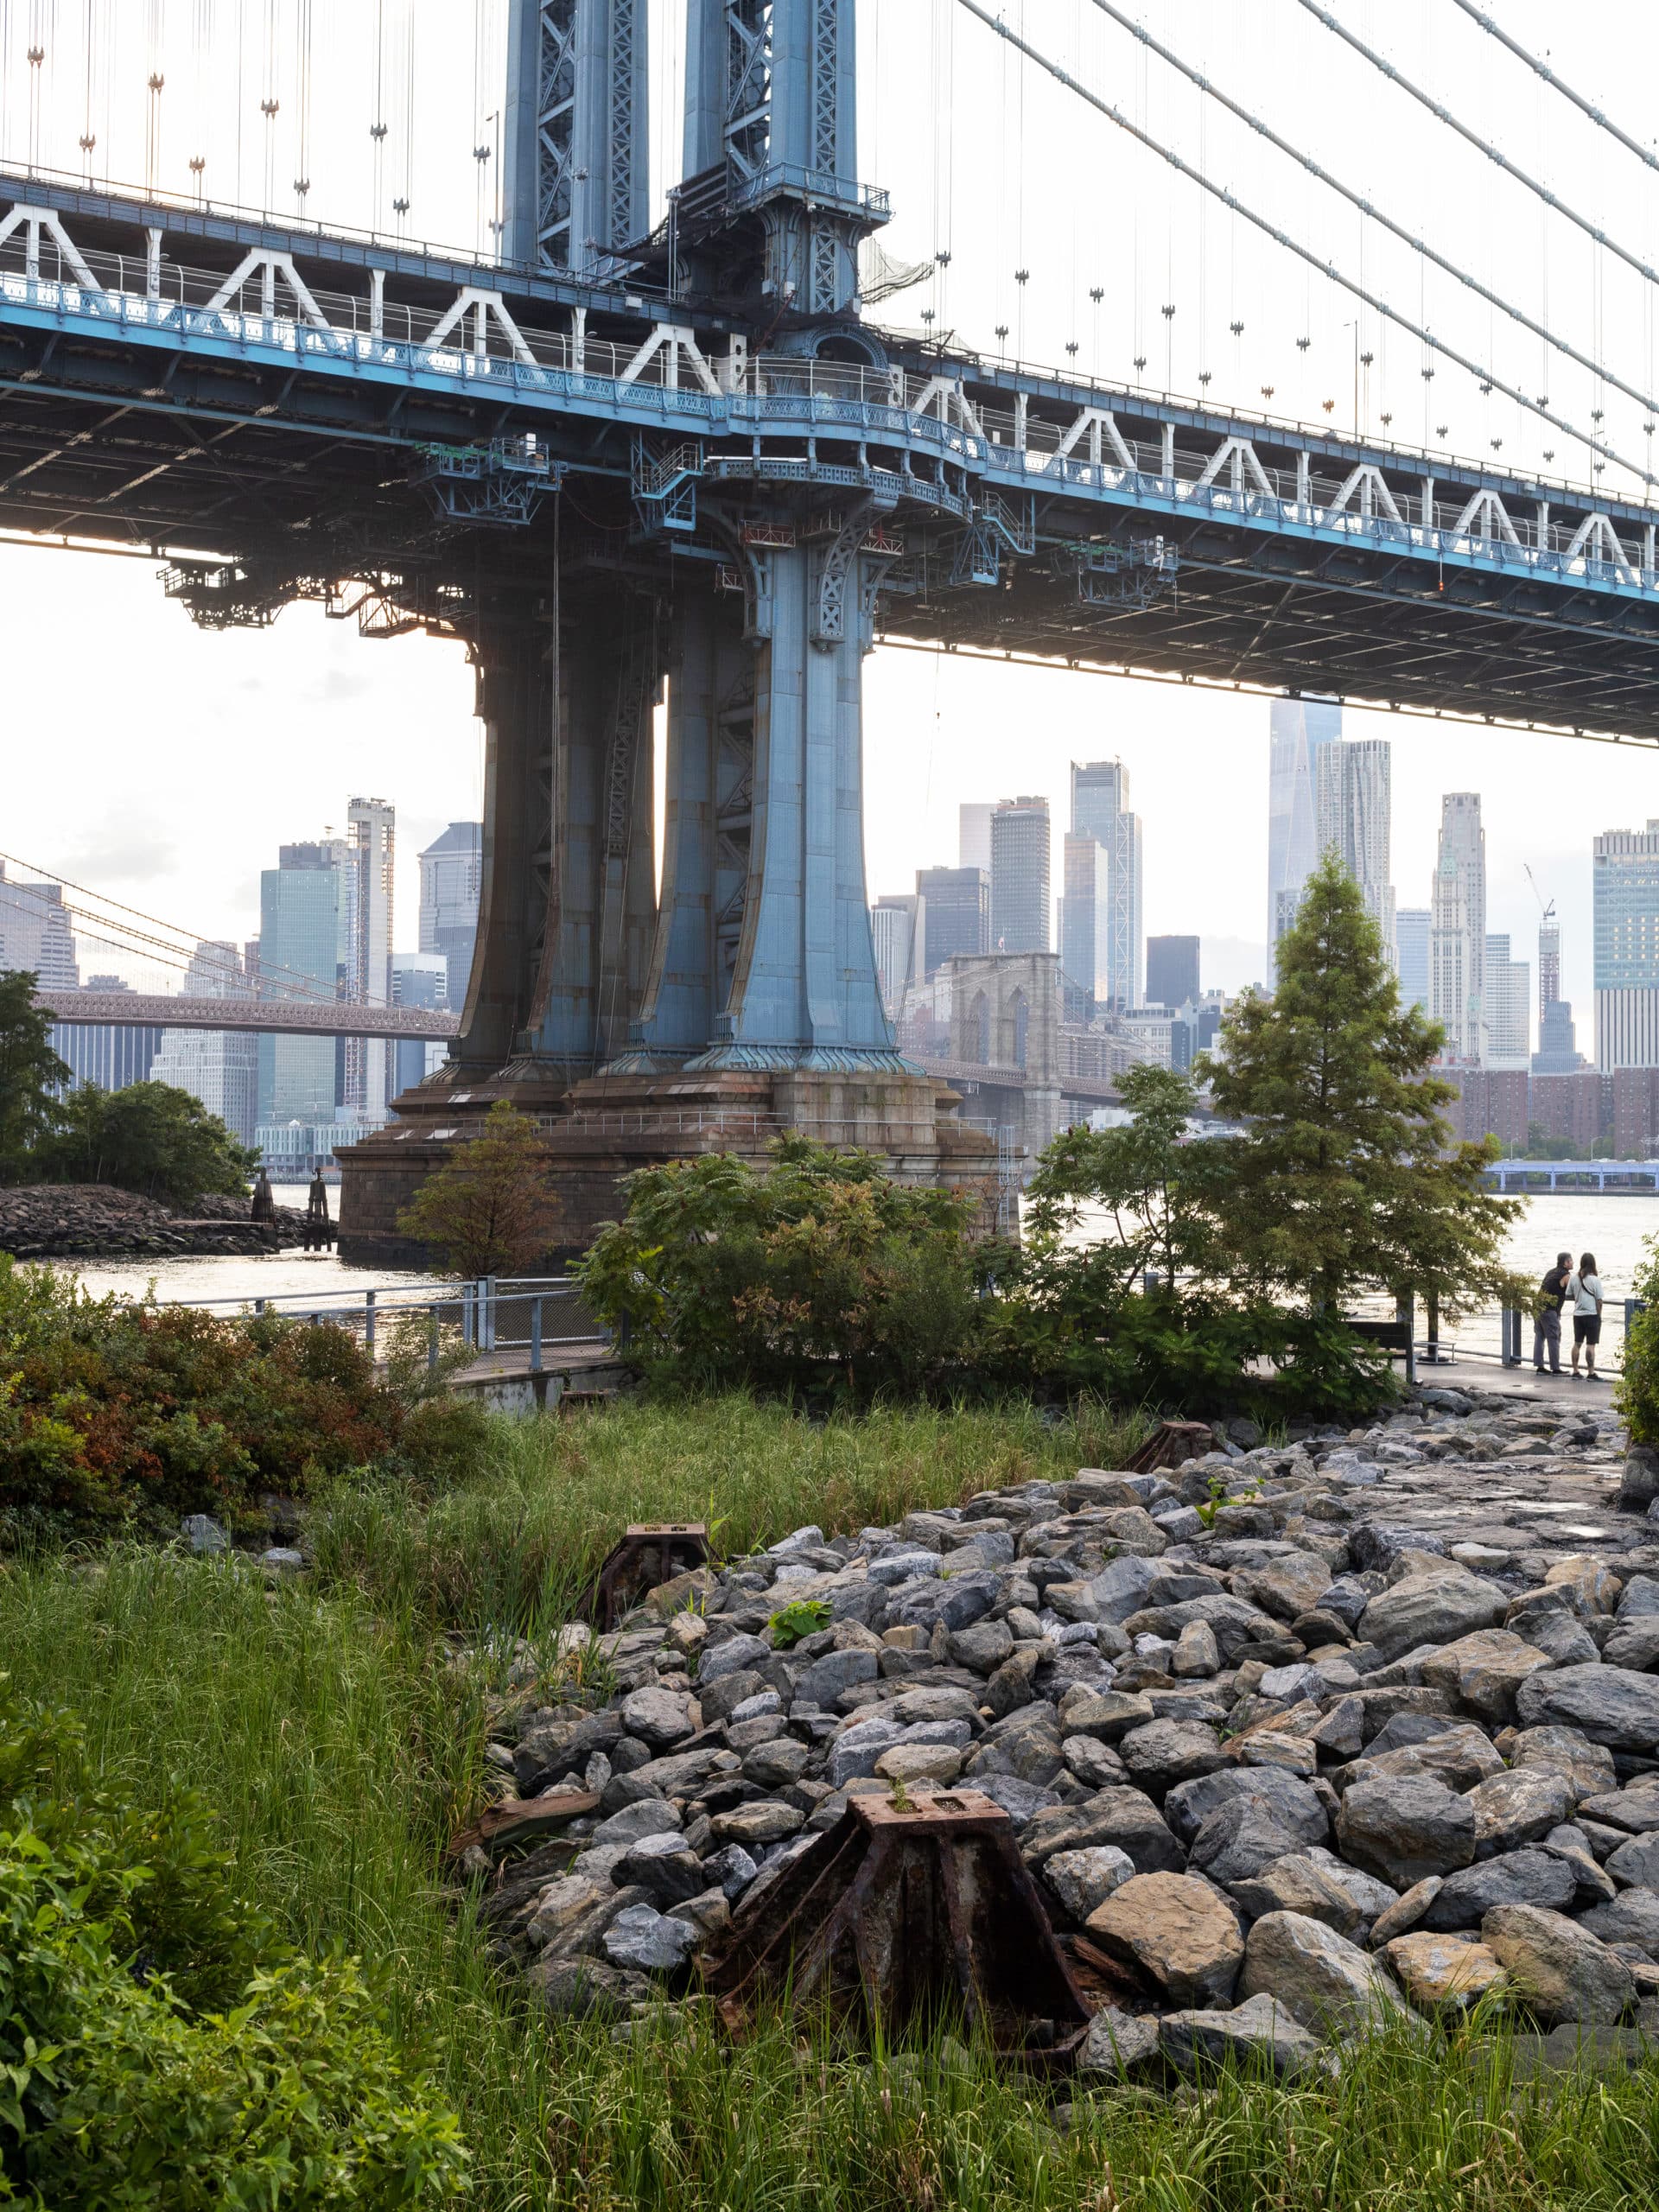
308,1393,1156,1631
8,1402,1659,2207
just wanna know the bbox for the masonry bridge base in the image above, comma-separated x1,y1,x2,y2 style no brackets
337,1063,999,1269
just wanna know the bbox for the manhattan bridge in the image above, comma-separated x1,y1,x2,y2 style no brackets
4,1,1659,1256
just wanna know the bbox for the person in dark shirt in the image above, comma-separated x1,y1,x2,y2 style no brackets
1534,1250,1571,1375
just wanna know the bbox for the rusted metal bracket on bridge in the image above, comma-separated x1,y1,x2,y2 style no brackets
589,1522,711,1630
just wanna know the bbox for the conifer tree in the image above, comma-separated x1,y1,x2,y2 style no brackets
1202,850,1524,1317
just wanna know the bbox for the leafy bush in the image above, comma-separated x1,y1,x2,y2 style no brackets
0,1258,490,1541
0,1675,468,2207
578,1138,984,1401
766,1598,832,1649
397,1099,563,1274
1618,1236,1659,1446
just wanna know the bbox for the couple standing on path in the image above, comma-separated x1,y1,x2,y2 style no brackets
1534,1251,1605,1380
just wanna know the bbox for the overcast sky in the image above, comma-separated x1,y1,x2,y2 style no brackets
5,1,1659,1021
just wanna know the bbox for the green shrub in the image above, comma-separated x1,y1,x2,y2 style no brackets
30,1079,258,1205
0,1675,467,2207
1618,1236,1659,1446
766,1598,831,1649
578,1138,983,1401
0,1258,491,1541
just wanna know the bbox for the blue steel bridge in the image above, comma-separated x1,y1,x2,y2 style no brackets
3,1,1659,1245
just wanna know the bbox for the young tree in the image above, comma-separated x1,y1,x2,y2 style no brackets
1022,1062,1226,1295
397,1101,562,1276
0,971,69,1184
34,1081,258,1205
1202,850,1524,1317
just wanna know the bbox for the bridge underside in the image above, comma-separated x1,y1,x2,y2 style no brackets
7,315,1659,738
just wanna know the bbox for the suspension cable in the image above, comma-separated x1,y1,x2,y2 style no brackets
1087,0,1659,434
1447,0,1659,180
953,0,1650,486
1295,1,1659,305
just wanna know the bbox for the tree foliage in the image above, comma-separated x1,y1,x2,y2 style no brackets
397,1101,561,1276
31,1081,258,1207
578,1137,983,1400
1201,851,1525,1318
0,971,68,1186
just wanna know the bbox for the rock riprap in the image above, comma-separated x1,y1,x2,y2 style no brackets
466,1389,1659,2064
0,1182,311,1258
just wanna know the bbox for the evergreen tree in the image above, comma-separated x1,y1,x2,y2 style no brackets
0,971,69,1185
1203,851,1524,1317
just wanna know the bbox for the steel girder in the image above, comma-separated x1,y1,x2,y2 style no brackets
502,0,649,276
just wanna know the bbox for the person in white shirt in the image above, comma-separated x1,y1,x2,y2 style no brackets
1567,1251,1604,1381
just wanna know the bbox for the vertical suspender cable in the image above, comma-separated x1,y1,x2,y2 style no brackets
952,0,1650,485
294,0,310,214
370,0,386,232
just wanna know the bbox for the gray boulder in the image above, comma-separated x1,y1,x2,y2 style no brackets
1579,1885,1659,1959
1421,1849,1580,1929
1239,1910,1402,2033
1158,1993,1322,2078
1482,1904,1635,2026
1189,1797,1310,1888
1515,1664,1659,1751
1229,1855,1367,1938
601,1902,699,1974
1357,1569,1507,1662
1076,2005,1161,2074
1335,1774,1477,1887
1117,1718,1230,1796
1165,1766,1329,1850
1044,1844,1135,1920
793,1648,878,1710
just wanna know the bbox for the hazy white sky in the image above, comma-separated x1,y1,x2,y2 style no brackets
5,1,1659,1024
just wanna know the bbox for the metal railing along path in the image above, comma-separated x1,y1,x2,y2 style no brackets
146,1274,609,1378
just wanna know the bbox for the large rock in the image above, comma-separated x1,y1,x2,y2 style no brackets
1044,1845,1135,1920
1335,1774,1477,1887
619,1687,697,1751
1118,1718,1230,1796
1357,1569,1507,1662
1090,1555,1162,1624
1382,1930,1507,2008
1020,1789,1183,1873
1418,1630,1557,1724
1579,1885,1659,1958
1230,1554,1334,1624
793,1648,878,1710
1421,1849,1580,1929
1159,1993,1322,2078
1337,1725,1503,1798
601,1902,698,1974
1605,1831,1659,1890
1481,1904,1635,2026
1164,1766,1328,1850
1464,1768,1576,1856
1085,1871,1246,2008
1576,1782,1659,1834
1189,1797,1311,1888
1601,1618,1659,1672
1239,1910,1402,2033
1076,2005,1161,2075
826,1718,904,1789
1229,1855,1367,1938
699,1632,772,1684
1508,1726,1618,1802
1515,1664,1659,1752
1058,1688,1155,1742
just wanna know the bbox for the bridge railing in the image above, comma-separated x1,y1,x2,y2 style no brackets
150,1274,610,1376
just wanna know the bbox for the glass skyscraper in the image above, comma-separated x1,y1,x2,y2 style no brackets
1430,794,1487,1062
1266,696,1342,978
1067,759,1143,1008
1314,735,1395,963
989,797,1052,955
915,866,988,977
257,842,346,1127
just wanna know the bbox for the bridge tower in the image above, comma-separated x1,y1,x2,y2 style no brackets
346,0,990,1259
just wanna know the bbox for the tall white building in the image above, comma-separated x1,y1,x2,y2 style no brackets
342,797,395,1124
1593,821,1659,1071
1484,934,1532,1070
1267,696,1342,979
957,803,995,874
149,942,258,1145
1068,760,1143,1009
1314,736,1395,963
1430,793,1487,1061
417,822,481,997
869,895,918,1020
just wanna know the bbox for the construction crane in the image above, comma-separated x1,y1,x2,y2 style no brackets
1524,864,1561,1015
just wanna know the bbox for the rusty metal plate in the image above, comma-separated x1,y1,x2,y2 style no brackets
1126,1420,1217,1475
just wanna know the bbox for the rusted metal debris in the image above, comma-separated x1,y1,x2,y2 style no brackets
590,1522,710,1630
1125,1419,1217,1476
702,1787,1091,2065
448,1788,599,1862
